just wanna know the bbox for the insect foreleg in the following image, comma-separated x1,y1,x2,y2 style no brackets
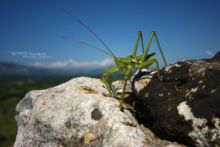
120,65,133,100
101,66,119,97
119,64,136,111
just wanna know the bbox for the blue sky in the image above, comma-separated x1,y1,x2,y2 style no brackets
0,0,220,69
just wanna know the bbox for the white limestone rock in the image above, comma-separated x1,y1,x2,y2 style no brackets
14,77,182,147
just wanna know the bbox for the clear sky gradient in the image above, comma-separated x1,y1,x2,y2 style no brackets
0,0,220,68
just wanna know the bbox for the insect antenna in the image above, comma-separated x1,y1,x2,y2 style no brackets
61,36,113,57
61,9,116,58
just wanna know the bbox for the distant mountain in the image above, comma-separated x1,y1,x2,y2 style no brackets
0,62,105,77
0,62,52,77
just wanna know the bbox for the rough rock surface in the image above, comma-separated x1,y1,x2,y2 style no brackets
132,52,220,147
14,77,183,147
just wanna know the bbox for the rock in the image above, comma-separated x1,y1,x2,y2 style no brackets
14,77,183,147
132,51,220,147
111,80,132,98
207,51,220,62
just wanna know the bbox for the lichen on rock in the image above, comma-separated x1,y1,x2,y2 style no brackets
132,51,220,147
